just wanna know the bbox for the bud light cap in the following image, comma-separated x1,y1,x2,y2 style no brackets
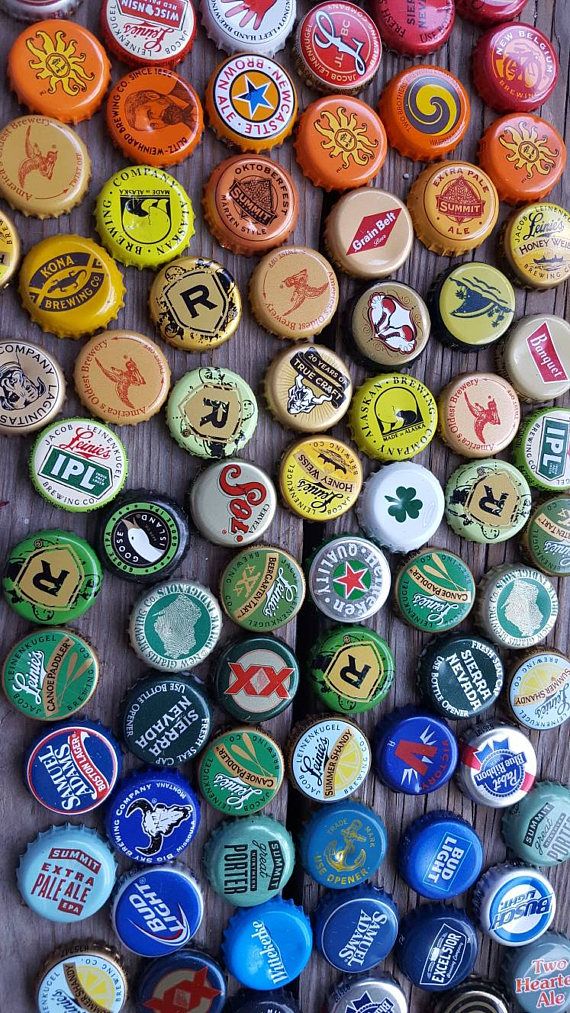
456,722,537,808
105,769,200,865
501,781,570,867
222,897,313,990
374,707,458,796
112,864,204,957
224,989,301,1013
135,948,226,1013
299,800,388,890
473,863,556,947
398,811,484,900
501,931,570,1012
395,904,478,991
325,974,408,1013
313,884,399,972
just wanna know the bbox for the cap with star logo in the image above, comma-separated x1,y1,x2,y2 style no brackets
200,0,296,57
295,96,387,191
101,0,197,67
212,636,300,722
206,54,297,153
308,625,395,714
374,707,459,796
105,769,201,865
135,949,226,1013
250,246,339,339
308,534,391,623
294,2,382,94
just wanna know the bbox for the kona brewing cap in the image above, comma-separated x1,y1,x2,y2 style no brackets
399,811,484,900
25,718,122,815
522,495,570,577
0,115,90,217
74,330,170,426
3,627,99,720
129,580,221,671
433,979,509,1013
417,634,504,720
135,949,226,1013
473,23,559,112
507,649,570,731
212,636,299,722
408,161,499,256
105,769,200,865
250,246,339,339
198,727,284,816
30,417,128,512
189,459,276,548
479,114,566,205
393,547,475,634
149,256,241,352
279,436,363,522
308,533,391,623
313,884,399,972
473,863,556,946
0,339,65,435
326,976,408,1013
349,282,430,370
307,625,394,714
112,865,203,956
456,0,527,23
299,800,388,890
264,344,352,433
513,408,570,492
444,459,532,544
374,707,458,795
0,210,20,287
379,67,470,162
294,2,382,94
294,96,387,191
349,373,437,461
357,462,445,553
502,204,570,290
166,367,258,458
1,0,84,17
428,262,515,351
204,814,295,906
200,0,296,56
324,189,413,278
498,315,570,401
438,373,520,457
97,489,190,584
205,54,297,153
501,931,570,1012
477,564,559,650
501,781,570,866
371,0,454,56
395,904,478,990
101,0,197,67
36,940,127,1013
122,671,211,765
222,898,312,989
287,716,371,803
457,721,537,807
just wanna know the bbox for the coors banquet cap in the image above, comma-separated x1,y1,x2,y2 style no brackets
497,314,570,402
294,2,382,94
0,115,90,217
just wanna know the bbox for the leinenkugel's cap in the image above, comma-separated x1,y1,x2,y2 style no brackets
0,210,20,287
198,726,284,816
294,2,382,95
507,649,570,731
522,495,570,577
1,0,84,17
0,116,90,217
3,627,99,720
513,408,570,492
393,547,475,634
220,546,305,632
36,941,127,1013
101,0,197,67
501,205,570,290
29,418,128,512
287,716,371,803
279,436,362,522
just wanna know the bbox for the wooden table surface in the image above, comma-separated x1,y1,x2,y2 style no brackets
0,1,568,1010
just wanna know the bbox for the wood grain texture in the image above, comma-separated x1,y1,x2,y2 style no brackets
0,0,568,1010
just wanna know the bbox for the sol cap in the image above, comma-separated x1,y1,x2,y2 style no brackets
313,885,399,972
379,67,470,162
212,636,299,723
357,462,445,553
189,459,277,548
30,418,128,512
206,54,297,152
417,634,504,721
122,671,212,766
149,256,241,352
200,0,296,57
294,96,387,191
445,459,532,544
294,2,382,94
479,113,566,205
434,980,509,1013
198,726,284,816
97,489,190,584
395,904,478,991
249,246,338,339
522,495,570,577
473,863,556,946
399,811,484,900
349,373,437,461
74,330,170,426
105,769,200,865
371,0,454,56
507,649,570,731
501,204,570,290
348,281,430,370
204,815,295,906
438,373,520,458
135,950,226,1013
166,367,257,458
307,533,391,623
513,408,570,491
393,547,475,634
220,545,305,632
129,580,222,672
101,0,197,66
307,625,394,714
501,781,570,867
326,976,408,1013
287,716,371,804
0,339,65,435
408,161,499,256
299,800,388,890
476,565,559,650
428,262,515,352
324,189,413,278
222,898,313,990
264,344,352,434
36,941,127,1013
457,721,537,808
0,115,90,217
501,931,570,1013
374,707,458,796
25,719,121,815
497,315,570,401
456,0,527,23
279,436,362,522
0,210,20,287
112,865,203,956
473,23,559,112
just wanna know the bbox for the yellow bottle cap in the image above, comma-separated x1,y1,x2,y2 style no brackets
279,436,362,521
407,160,499,256
0,210,21,288
149,256,242,352
0,115,90,219
74,329,171,426
19,235,125,339
349,373,438,461
95,165,195,270
502,203,570,290
205,54,298,153
264,344,353,433
249,246,339,340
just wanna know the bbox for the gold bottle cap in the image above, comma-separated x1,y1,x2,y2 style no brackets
74,330,171,426
0,210,20,287
279,435,362,521
407,160,499,256
349,281,431,369
250,246,339,340
264,343,352,433
324,188,413,278
149,256,241,352
0,115,90,218
438,372,521,458
502,202,570,290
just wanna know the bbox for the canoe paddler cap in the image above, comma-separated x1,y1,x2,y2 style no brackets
206,54,297,153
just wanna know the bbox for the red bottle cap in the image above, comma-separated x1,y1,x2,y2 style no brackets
479,113,566,205
294,2,382,94
473,22,559,113
371,0,454,57
456,0,527,25
295,95,387,191
100,0,197,68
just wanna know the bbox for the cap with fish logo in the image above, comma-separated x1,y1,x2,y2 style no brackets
129,580,222,671
105,769,200,865
2,627,99,720
279,436,362,521
74,330,171,426
97,490,190,583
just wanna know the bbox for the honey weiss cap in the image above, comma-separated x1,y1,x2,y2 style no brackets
502,203,570,290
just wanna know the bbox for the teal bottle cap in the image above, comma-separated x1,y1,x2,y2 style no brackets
445,459,532,543
204,814,295,906
477,564,559,649
513,408,570,492
307,625,394,714
220,546,305,632
212,636,300,722
417,634,503,720
3,627,99,720
507,649,570,731
299,799,388,889
167,367,258,458
198,726,284,816
30,418,128,512
501,781,570,867
122,671,212,766
129,580,222,672
473,862,556,946
502,931,570,1012
522,495,570,576
393,547,475,633
222,898,313,990
307,534,391,623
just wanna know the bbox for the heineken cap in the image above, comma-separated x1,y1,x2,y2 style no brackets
308,534,391,623
307,625,394,714
212,636,299,722
204,815,295,906
122,671,212,766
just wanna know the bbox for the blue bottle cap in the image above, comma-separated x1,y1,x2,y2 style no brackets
501,931,570,1012
136,948,226,1013
398,810,484,900
24,718,122,816
18,824,117,923
395,904,478,991
374,707,458,795
112,865,204,957
473,863,556,947
105,769,200,864
433,978,509,1013
325,974,408,1013
222,897,313,990
313,884,399,973
225,989,302,1013
299,800,388,890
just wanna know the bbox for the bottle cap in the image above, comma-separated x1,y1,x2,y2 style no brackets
393,548,475,634
206,54,297,153
501,204,570,290
308,534,391,623
399,811,484,900
457,721,536,807
97,489,190,584
249,246,338,339
324,189,413,279
2,629,96,723
106,68,203,167
299,800,387,890
212,636,299,722
522,495,570,577
18,824,116,922
407,161,499,256
189,459,277,547
111,865,203,956
477,565,559,650
326,976,408,1013
349,373,437,461
374,707,458,795
438,373,520,458
220,546,305,632
204,815,295,906
135,949,226,1013
473,23,559,113
2,529,103,625
502,931,570,1012
314,884,399,972
379,67,470,162
0,339,65,435
198,727,284,816
1,0,83,16
307,625,394,714
101,0,197,67
445,459,532,544
36,940,128,1013
222,898,312,989
122,672,211,766
295,96,387,191
74,330,170,426
19,235,124,338
30,418,128,512
166,367,258,458
203,154,298,256
264,344,352,433
294,3,382,94
129,580,222,672
95,166,194,270
498,314,570,401
0,210,20,287
348,282,430,371
8,19,110,122
479,114,566,205
507,649,570,731
417,634,504,720
0,115,90,217
287,715,371,803
513,409,570,492
456,0,527,23
395,905,478,991
105,769,200,865
434,979,509,1013
279,436,362,522
25,719,121,815
357,462,445,553
200,0,296,57
428,262,515,352
502,781,570,867
225,990,301,1013
473,863,556,946
149,256,241,352
371,0,454,56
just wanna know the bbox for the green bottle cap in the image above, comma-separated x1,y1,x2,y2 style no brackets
476,564,559,649
501,781,570,867
29,418,128,512
166,366,257,458
513,408,570,492
307,626,395,714
129,580,222,672
198,727,284,816
204,814,295,906
507,649,570,731
220,546,305,632
2,627,99,721
522,496,570,576
445,459,532,543
417,634,504,720
3,529,103,624
393,547,475,633
122,672,212,766
307,534,391,623
213,636,299,722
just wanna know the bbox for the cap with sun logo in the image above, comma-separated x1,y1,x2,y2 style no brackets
205,54,297,153
295,96,387,191
479,113,566,205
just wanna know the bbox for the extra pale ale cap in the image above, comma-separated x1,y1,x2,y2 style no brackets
408,161,499,256
497,314,570,401
0,115,90,217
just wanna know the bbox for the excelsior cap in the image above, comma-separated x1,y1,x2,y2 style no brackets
308,533,391,623
25,718,122,814
212,636,299,722
473,863,556,946
428,262,515,351
393,547,475,634
473,23,559,112
438,372,520,458
380,67,470,162
0,210,20,287
417,634,504,720
222,899,312,990
501,781,570,867
457,721,537,807
199,727,284,817
434,979,509,1013
357,462,445,553
349,373,437,461
3,627,99,720
36,941,127,1013
314,885,399,972
456,0,527,23
287,716,371,803
0,339,65,435
497,315,570,401
105,770,200,864
307,625,394,714
395,905,478,990
324,189,413,279
122,671,211,766
112,865,203,956
398,811,484,900
479,114,566,205
74,330,170,426
135,950,226,1013
374,707,458,795
501,932,570,1012
522,495,570,577
513,408,570,492
0,115,90,217
250,246,338,339
30,418,128,512
294,3,382,94
264,344,352,433
445,459,532,544
206,54,297,153
348,282,430,370
204,815,295,906
371,0,454,56
299,800,387,890
295,96,387,191
1,0,84,17
507,649,570,731
101,0,197,67
326,975,408,1013
220,545,305,632
408,161,499,256
279,436,362,522
189,459,277,547
129,580,222,672
200,0,296,57
501,204,570,290
166,367,257,458
477,564,559,650
97,489,190,584
150,256,241,352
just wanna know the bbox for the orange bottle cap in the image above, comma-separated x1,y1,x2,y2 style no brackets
324,188,413,278
479,114,567,206
0,115,90,218
408,160,499,257
74,329,171,426
205,54,297,153
295,95,387,191
379,66,470,162
250,246,339,340
8,20,111,124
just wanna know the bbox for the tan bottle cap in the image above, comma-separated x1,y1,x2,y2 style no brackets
0,339,66,435
0,210,20,287
279,435,363,521
265,344,352,433
497,314,570,403
324,188,413,278
408,160,499,256
149,256,241,352
438,373,520,458
0,115,90,218
349,281,430,369
502,202,570,290
250,246,339,340
74,329,171,426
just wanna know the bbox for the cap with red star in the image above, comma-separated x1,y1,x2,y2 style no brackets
308,534,391,622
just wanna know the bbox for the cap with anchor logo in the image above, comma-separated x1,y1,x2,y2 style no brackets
299,800,388,889
294,2,382,94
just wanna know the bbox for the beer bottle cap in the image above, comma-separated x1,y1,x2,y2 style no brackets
348,281,430,368
501,781,570,866
497,314,570,401
428,262,515,351
135,950,225,1013
456,721,536,807
326,975,407,1013
101,0,197,67
507,649,570,731
417,633,504,720
513,408,570,491
212,636,299,722
456,0,527,23
324,189,413,278
473,863,555,945
0,339,65,435
299,800,387,890
189,459,276,548
264,344,352,433
222,899,312,990
129,580,222,672
166,367,258,458
198,727,284,816
225,991,301,1013
357,462,445,553
30,417,128,512
399,811,484,900
349,373,437,461
308,533,391,623
313,884,399,971
308,625,394,714
74,330,170,426
434,980,509,1013
105,769,200,864
97,489,190,584
1,0,83,16
522,495,570,577
287,715,371,803
149,256,241,352
501,931,570,1012
479,113,566,205
200,0,296,57
393,547,475,634
0,210,20,287
3,627,99,719
122,671,211,765
395,905,478,990
502,204,570,290
371,0,454,56
380,67,470,162
0,115,90,217
445,459,532,544
249,246,338,338
36,941,127,1013
477,564,558,650
25,719,121,815
206,54,297,153
294,2,382,94
408,161,499,256
220,545,305,632
473,23,559,113
438,372,520,457
279,436,362,522
111,865,203,956
204,815,295,906
295,96,387,191
18,825,116,921
374,707,458,795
